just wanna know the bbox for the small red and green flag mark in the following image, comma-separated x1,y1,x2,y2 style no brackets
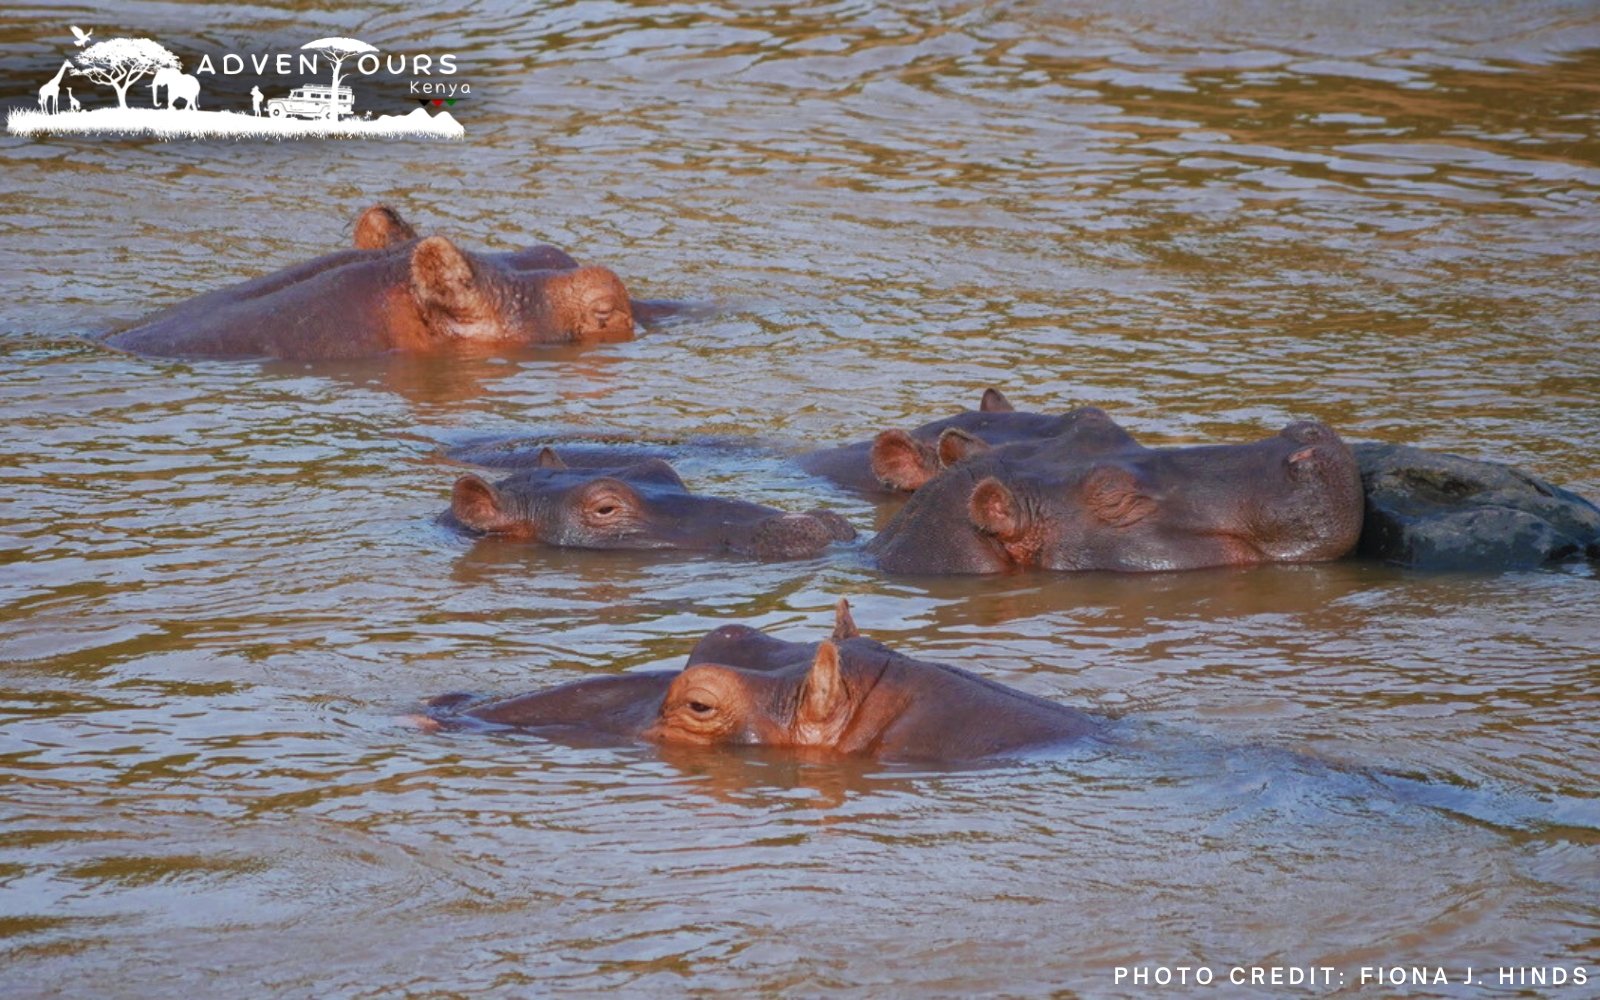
417,99,460,107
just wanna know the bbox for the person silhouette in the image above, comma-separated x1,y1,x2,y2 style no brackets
251,85,263,116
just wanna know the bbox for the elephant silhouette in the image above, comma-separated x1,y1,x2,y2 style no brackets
150,67,201,110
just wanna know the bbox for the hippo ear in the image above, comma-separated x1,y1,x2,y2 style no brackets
870,430,941,491
796,641,848,739
451,474,520,534
1084,466,1157,529
968,477,1027,542
352,205,417,250
1285,445,1324,481
535,447,567,469
980,388,1014,413
937,427,991,468
410,236,486,321
831,598,859,641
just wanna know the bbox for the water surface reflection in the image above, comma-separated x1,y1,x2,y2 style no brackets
2,0,1598,994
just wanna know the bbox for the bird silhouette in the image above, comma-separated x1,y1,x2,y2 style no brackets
70,26,92,47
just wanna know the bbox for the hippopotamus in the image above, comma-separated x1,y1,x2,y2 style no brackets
104,205,640,360
446,446,856,561
429,601,1101,762
870,418,1364,574
797,388,1094,496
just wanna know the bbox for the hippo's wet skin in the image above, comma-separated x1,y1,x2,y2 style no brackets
797,388,1104,496
445,446,856,561
105,206,638,360
430,601,1101,763
870,419,1364,574
348,204,691,326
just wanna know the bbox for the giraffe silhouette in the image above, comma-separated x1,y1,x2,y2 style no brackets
67,87,80,112
38,59,70,114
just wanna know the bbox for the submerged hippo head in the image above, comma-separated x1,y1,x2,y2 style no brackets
871,420,1364,574
447,448,855,560
408,236,634,345
800,388,1147,497
860,387,1071,492
434,600,1097,761
107,205,639,360
353,204,633,344
869,402,1144,492
642,641,859,748
644,631,1096,759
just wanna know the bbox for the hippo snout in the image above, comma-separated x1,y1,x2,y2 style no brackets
802,508,858,543
745,511,854,560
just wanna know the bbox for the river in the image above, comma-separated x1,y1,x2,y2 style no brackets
2,2,1597,996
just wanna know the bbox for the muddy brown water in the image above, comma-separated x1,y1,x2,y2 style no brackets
2,2,1598,996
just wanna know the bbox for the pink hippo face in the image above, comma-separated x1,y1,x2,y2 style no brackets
407,236,636,346
431,602,1099,763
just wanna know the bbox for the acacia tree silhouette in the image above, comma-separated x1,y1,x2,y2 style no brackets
75,38,178,109
300,37,377,119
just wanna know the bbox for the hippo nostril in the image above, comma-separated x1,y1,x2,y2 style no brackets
589,297,620,326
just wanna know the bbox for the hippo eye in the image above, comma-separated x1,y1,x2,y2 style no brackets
687,700,714,715
580,485,637,526
588,492,629,518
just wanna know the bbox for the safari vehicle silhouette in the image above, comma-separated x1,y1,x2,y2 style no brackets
265,84,353,120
